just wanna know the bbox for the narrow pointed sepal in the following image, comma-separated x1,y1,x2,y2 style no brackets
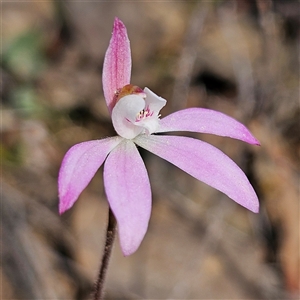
102,17,132,113
135,135,259,213
58,137,123,214
103,140,152,256
157,108,260,145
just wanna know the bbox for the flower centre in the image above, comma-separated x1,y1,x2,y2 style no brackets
111,86,167,139
136,106,153,121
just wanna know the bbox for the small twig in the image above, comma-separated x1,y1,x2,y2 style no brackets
93,208,117,300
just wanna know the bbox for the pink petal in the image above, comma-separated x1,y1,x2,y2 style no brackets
135,135,259,213
58,137,123,214
103,140,151,256
102,17,132,113
157,108,260,145
144,87,167,113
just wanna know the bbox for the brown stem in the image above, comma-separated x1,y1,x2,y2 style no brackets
93,208,117,300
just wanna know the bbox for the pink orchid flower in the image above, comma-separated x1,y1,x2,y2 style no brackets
58,18,259,256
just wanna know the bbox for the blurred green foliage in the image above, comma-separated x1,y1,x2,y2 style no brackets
2,30,46,80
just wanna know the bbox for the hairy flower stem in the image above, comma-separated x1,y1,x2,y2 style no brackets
93,208,117,300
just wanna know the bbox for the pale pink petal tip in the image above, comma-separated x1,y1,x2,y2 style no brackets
253,137,260,146
114,17,126,31
59,199,71,215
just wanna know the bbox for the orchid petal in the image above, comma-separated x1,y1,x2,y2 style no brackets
144,87,167,114
58,136,123,214
135,135,259,213
157,108,260,145
103,17,132,113
112,94,145,139
135,117,160,136
104,140,151,256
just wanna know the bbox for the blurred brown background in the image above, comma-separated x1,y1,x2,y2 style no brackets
1,0,299,299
